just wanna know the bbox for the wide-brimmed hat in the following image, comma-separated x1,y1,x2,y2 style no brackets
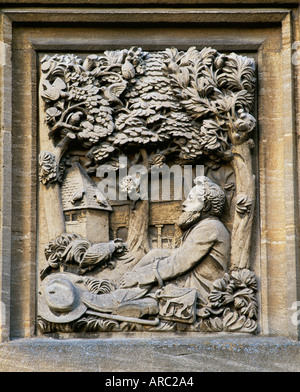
38,272,87,323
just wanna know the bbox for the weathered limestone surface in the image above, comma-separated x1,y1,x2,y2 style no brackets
0,336,300,372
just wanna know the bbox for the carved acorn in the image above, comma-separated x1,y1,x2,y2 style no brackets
234,110,256,133
68,111,83,126
121,61,136,80
82,54,98,71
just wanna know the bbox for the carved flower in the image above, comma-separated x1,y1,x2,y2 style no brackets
230,269,258,291
120,175,140,194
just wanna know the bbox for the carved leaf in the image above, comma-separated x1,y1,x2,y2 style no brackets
200,316,223,332
235,194,252,216
217,53,255,92
240,318,257,333
74,316,119,332
223,308,243,330
83,277,115,294
38,151,58,185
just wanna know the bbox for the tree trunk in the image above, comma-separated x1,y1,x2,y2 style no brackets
125,148,150,262
127,199,150,255
230,139,255,270
39,75,66,241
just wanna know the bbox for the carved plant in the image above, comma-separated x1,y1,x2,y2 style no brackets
40,47,256,260
38,151,58,185
41,234,126,279
40,47,256,170
83,277,116,294
203,268,258,333
73,316,119,332
44,233,81,269
164,46,256,159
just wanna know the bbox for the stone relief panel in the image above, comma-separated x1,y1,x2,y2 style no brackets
37,46,258,334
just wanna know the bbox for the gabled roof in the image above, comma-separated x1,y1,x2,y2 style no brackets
61,162,112,212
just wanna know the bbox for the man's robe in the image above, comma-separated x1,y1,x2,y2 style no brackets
131,216,230,304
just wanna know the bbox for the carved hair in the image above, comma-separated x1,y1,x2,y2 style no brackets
193,176,226,217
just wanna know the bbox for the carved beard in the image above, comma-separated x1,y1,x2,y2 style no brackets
177,210,202,231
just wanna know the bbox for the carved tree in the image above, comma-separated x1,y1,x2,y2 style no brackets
163,47,256,269
39,46,256,269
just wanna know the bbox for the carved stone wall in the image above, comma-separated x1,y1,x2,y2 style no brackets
1,0,300,371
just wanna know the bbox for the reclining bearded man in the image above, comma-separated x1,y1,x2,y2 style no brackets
83,176,230,320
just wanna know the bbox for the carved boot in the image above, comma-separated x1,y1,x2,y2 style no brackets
117,297,159,318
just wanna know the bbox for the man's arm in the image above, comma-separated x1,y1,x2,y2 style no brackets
120,220,218,288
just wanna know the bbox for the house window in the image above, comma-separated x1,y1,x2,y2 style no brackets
65,212,78,222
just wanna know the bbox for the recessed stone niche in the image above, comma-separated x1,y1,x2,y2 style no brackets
37,46,258,334
1,1,300,372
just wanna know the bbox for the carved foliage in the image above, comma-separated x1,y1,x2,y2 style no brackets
40,47,256,174
39,151,58,185
204,269,258,332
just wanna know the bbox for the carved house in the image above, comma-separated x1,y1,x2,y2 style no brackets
61,162,112,244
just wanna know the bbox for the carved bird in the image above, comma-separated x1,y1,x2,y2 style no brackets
60,237,126,274
93,189,111,209
70,189,85,204
41,77,66,101
79,238,127,274
62,238,91,265
103,82,127,106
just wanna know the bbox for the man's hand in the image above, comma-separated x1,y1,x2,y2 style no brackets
120,272,139,288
